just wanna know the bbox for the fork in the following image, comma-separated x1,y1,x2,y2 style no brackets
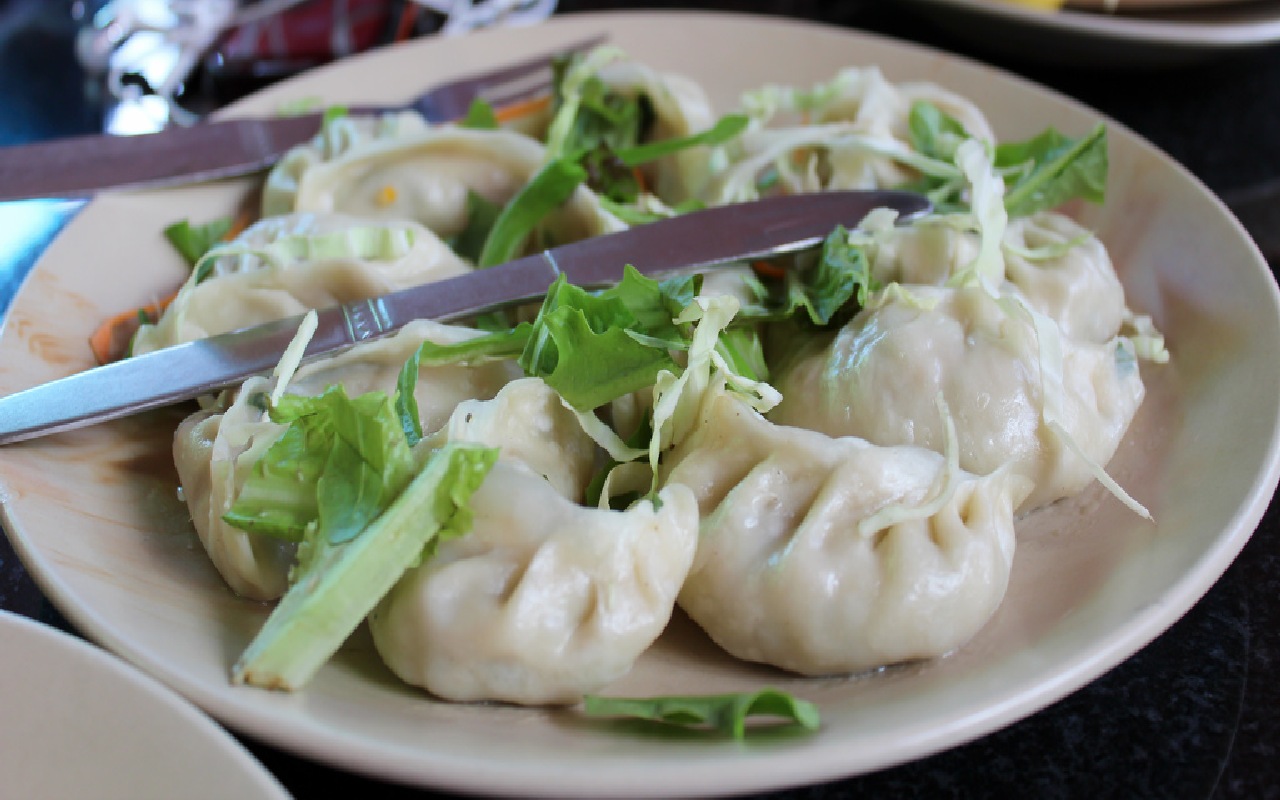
0,34,607,203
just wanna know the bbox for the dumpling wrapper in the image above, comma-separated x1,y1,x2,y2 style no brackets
262,111,431,217
134,212,470,355
279,126,624,246
868,213,1128,344
769,284,1145,511
665,385,1032,676
369,379,699,705
596,59,718,205
173,320,522,601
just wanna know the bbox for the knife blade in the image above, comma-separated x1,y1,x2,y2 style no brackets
0,190,928,444
0,114,329,202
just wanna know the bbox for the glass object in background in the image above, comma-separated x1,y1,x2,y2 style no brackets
73,0,558,135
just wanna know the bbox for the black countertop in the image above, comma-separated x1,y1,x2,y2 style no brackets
1,1,1278,797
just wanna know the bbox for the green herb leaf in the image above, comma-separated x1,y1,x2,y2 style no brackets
321,105,349,125
518,271,683,410
232,443,498,691
997,123,1107,217
907,100,970,162
477,159,588,268
582,689,820,739
164,218,233,268
460,98,500,130
736,226,876,327
597,196,706,226
223,385,417,546
451,190,504,264
615,113,750,167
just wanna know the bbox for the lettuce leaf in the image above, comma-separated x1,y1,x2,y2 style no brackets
223,385,417,545
997,123,1108,217
582,689,820,739
460,98,499,130
164,217,233,268
900,101,1108,218
517,267,697,410
477,159,588,268
232,442,498,691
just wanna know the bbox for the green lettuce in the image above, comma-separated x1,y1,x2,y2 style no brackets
997,123,1108,217
582,689,820,739
163,217,233,267
223,384,417,545
518,267,698,410
232,442,498,691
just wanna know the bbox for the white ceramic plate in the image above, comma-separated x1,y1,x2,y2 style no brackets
0,610,290,800
900,0,1280,66
0,11,1277,798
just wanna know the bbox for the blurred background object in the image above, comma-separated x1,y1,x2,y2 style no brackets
66,0,557,135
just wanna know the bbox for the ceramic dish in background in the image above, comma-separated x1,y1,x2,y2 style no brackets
1070,0,1261,9
0,610,290,800
900,0,1280,67
0,10,1277,798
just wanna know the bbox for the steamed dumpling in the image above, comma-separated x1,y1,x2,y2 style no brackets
173,376,294,601
867,213,1126,343
278,126,624,247
263,110,431,217
596,59,717,204
1001,212,1127,344
368,381,699,705
133,212,470,355
769,284,1145,511
425,377,598,503
665,385,1032,675
173,321,522,600
707,67,995,203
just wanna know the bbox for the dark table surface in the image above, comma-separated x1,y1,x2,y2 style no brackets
1,1,1279,798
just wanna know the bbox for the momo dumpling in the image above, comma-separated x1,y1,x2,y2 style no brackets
595,59,717,204
769,284,1145,511
279,126,624,247
368,463,698,705
796,67,995,146
865,213,1126,343
709,67,995,203
173,321,521,600
1001,212,1127,344
664,385,1031,676
287,319,522,436
173,376,295,601
425,377,598,503
133,212,469,355
368,381,699,705
263,110,430,217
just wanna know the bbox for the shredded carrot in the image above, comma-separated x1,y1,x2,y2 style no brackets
752,260,787,280
493,94,552,125
631,165,649,196
88,207,255,365
88,293,175,365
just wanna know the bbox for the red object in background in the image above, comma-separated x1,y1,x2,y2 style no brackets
219,0,399,64
191,0,430,106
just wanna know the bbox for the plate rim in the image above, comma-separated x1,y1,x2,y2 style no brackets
902,0,1280,47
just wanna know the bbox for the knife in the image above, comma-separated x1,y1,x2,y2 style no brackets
0,190,928,444
0,114,329,202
